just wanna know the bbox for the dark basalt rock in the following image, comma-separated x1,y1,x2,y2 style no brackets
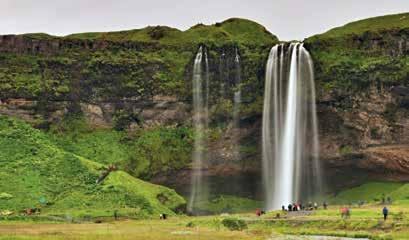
391,85,409,97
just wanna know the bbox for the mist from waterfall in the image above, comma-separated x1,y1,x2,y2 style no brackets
188,46,209,213
262,43,322,210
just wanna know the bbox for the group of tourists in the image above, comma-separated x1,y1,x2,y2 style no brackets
274,200,391,222
281,201,327,212
340,206,389,221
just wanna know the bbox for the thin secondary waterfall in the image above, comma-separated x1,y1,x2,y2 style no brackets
233,48,241,126
188,46,209,213
232,48,241,160
219,52,226,98
262,43,322,210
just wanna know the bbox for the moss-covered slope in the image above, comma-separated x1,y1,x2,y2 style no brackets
329,181,409,205
313,12,409,39
0,18,277,111
66,18,276,46
0,116,185,217
306,12,409,93
47,117,194,179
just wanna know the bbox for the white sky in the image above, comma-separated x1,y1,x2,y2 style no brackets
1,0,409,40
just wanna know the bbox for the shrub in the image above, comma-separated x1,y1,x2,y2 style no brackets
0,193,13,200
339,145,353,155
221,218,247,231
186,221,196,228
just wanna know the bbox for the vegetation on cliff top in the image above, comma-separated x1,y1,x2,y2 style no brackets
311,12,409,39
18,18,277,48
0,116,186,217
305,12,409,95
66,18,277,46
0,18,276,100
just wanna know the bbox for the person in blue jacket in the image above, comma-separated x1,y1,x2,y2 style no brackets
383,206,389,221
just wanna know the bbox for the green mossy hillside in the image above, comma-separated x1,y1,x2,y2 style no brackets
0,116,186,217
47,117,194,179
312,12,409,39
306,12,409,95
329,182,409,205
0,18,277,102
66,18,277,46
194,195,262,214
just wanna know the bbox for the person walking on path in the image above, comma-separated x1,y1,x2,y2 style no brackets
383,206,389,221
341,207,350,219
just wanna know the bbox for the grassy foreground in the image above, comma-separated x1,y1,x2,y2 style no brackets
1,202,409,239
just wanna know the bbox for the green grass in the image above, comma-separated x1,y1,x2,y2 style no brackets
305,12,409,94
48,116,194,179
66,18,277,46
3,179,409,239
0,116,185,217
312,12,409,39
0,18,276,100
48,117,131,166
329,182,405,204
2,203,409,239
194,195,262,214
0,218,267,240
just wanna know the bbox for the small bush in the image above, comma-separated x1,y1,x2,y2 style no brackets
0,193,13,200
212,217,222,231
186,221,196,228
339,145,353,155
221,218,247,231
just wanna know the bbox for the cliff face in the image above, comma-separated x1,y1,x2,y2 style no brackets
0,18,275,127
1,14,409,197
307,12,409,189
0,19,275,198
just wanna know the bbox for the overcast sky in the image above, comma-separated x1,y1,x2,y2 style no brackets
1,0,409,40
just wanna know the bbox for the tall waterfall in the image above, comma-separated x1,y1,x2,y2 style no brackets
262,43,322,210
188,46,209,213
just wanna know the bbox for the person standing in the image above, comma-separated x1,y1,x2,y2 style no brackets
288,204,292,212
383,206,389,221
114,210,118,220
256,208,262,216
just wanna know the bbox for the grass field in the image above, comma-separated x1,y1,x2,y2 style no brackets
0,217,265,240
1,202,409,240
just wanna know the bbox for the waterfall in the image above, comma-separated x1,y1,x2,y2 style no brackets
233,48,241,124
262,43,322,210
219,52,226,98
188,46,209,213
232,48,242,161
